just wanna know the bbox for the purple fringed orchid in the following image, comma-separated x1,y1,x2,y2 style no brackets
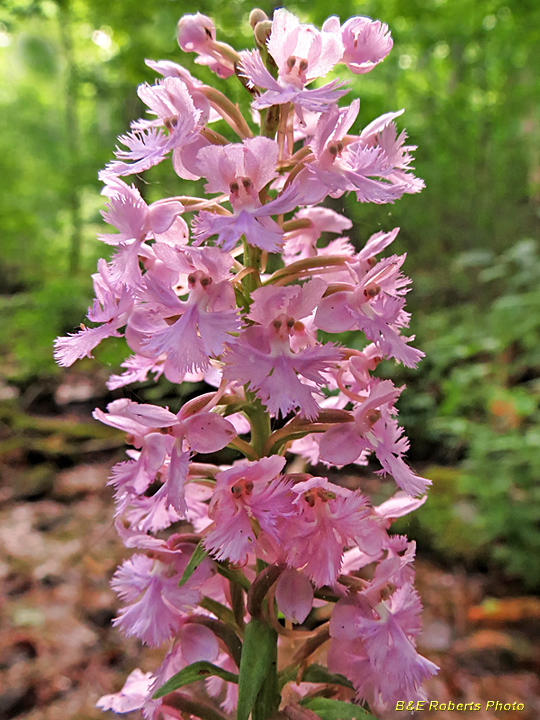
94,398,236,516
239,9,348,123
55,6,438,718
279,476,372,587
328,585,439,705
53,260,133,367
223,278,342,420
339,16,394,74
203,455,290,564
132,246,240,375
192,137,300,251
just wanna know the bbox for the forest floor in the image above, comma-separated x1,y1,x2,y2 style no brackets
1,370,539,720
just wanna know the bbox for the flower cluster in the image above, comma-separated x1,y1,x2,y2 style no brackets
55,7,438,719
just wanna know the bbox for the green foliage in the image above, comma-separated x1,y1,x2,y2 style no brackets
237,618,279,720
153,661,239,699
300,697,376,720
178,542,210,587
395,239,540,588
0,277,91,380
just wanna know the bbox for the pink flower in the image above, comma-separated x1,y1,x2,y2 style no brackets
223,279,342,420
315,252,425,367
359,114,425,194
177,13,235,78
340,16,393,74
111,549,206,646
239,48,347,124
318,379,401,465
177,12,216,54
132,246,240,374
283,207,353,265
239,9,348,122
97,668,153,714
105,127,172,178
192,137,299,251
99,177,183,246
318,379,430,496
267,9,344,88
329,586,438,706
204,455,291,564
53,260,133,367
94,397,236,511
106,76,202,177
279,476,371,587
299,101,411,205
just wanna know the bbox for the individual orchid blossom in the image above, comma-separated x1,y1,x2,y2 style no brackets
298,101,422,205
192,137,301,251
238,8,351,123
328,585,439,705
105,76,203,178
55,7,438,719
203,455,290,563
95,397,236,516
223,278,342,420
339,16,394,74
282,206,353,264
239,48,348,125
279,476,371,587
268,9,344,87
53,260,133,367
314,246,425,368
131,247,241,375
111,542,215,647
177,12,237,78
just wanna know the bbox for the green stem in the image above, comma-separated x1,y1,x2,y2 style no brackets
237,619,279,720
242,239,262,293
245,392,271,458
252,636,279,720
262,105,281,139
217,564,252,593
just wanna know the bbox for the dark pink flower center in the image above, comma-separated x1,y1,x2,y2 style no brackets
303,487,336,507
230,477,254,500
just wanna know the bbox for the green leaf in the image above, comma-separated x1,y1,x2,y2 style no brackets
279,664,354,692
216,563,251,592
300,698,376,720
152,661,238,699
236,618,278,720
301,665,354,690
178,542,208,587
199,597,237,627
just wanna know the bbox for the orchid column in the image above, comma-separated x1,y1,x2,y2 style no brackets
55,7,438,719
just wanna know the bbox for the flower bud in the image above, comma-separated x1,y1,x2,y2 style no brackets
249,8,268,29
177,12,215,53
254,19,273,47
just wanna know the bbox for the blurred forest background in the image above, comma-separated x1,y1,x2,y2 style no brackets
1,0,540,599
2,1,540,718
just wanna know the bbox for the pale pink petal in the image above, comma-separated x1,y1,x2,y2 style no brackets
319,423,366,465
183,412,237,453
275,569,314,624
97,668,152,713
179,624,219,664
